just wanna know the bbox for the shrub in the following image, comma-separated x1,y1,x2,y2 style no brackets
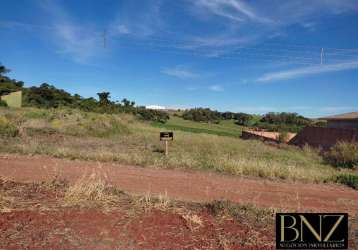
336,173,358,189
0,117,18,137
63,174,120,207
325,142,358,168
137,109,169,123
255,112,312,133
277,131,289,143
235,113,253,126
182,108,221,123
0,100,8,107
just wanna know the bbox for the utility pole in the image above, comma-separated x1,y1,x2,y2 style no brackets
103,29,107,48
320,48,324,65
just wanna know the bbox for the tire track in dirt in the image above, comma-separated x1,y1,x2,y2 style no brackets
0,154,357,215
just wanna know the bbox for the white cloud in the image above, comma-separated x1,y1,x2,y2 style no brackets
54,24,100,63
186,86,199,91
208,84,224,92
39,0,101,63
190,0,358,56
257,60,358,82
110,0,163,38
161,66,199,79
196,0,272,23
301,22,316,31
116,24,130,34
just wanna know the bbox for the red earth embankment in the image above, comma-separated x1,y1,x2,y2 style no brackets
290,126,358,150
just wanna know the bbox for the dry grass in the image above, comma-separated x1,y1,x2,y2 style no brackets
63,173,119,207
0,107,345,184
0,192,13,213
134,191,171,212
181,212,203,230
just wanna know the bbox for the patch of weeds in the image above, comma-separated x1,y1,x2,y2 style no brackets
325,142,358,169
0,117,18,137
181,212,203,231
204,200,275,226
42,176,69,191
336,173,358,189
63,174,120,207
23,110,50,119
25,127,59,136
134,192,171,212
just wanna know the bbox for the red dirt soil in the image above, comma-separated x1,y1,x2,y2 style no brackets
0,154,357,215
0,209,275,249
0,179,274,249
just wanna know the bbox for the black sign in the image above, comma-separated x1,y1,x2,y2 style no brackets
276,213,348,249
160,131,173,141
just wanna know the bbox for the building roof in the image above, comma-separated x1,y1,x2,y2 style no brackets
319,112,358,121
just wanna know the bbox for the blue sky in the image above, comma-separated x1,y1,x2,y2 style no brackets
1,0,358,117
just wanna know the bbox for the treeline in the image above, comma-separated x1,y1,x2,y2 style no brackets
182,108,253,125
0,64,169,123
255,112,312,132
181,108,320,132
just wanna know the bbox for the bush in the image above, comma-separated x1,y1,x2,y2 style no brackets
254,112,312,133
336,173,358,189
0,100,8,107
0,117,18,137
182,108,221,123
137,109,169,123
235,113,253,126
325,142,358,169
277,131,289,143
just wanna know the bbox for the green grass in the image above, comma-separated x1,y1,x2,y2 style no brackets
152,116,243,138
336,173,358,189
0,107,353,185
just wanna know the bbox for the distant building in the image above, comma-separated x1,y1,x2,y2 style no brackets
0,91,22,108
319,112,358,129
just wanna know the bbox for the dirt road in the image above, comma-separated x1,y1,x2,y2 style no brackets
0,154,357,215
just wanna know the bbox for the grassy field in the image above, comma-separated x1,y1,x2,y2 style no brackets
0,107,355,185
152,116,244,137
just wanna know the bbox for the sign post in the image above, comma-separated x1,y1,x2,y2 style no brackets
160,131,173,156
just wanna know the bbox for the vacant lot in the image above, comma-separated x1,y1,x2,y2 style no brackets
1,175,357,249
0,107,357,249
0,176,277,249
0,107,354,185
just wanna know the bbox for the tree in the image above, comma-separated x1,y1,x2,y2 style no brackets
182,108,221,123
0,100,8,107
255,112,312,133
0,64,23,96
235,113,253,126
0,64,10,76
221,112,236,120
121,98,130,107
97,92,111,106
